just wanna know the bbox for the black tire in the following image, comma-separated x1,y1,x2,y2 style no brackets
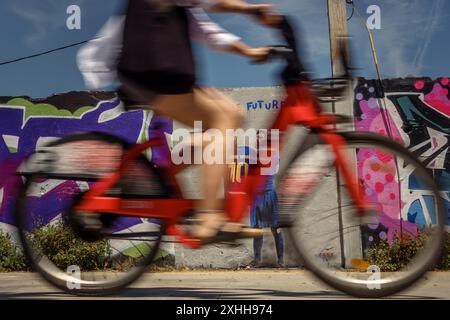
277,131,445,298
15,132,172,296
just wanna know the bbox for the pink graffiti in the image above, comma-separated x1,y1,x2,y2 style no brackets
414,80,425,90
424,83,450,117
355,93,420,243
355,78,449,244
356,98,404,145
379,213,419,244
358,149,398,218
357,148,418,243
441,78,449,86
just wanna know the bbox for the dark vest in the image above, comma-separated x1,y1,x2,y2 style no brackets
118,0,195,79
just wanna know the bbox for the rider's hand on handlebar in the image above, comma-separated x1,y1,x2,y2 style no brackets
244,47,271,63
226,40,271,63
248,4,283,27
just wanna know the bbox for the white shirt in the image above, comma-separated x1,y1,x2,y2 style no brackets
77,3,240,90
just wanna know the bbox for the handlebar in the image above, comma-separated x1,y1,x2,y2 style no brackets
251,13,352,86
254,14,309,84
267,46,294,60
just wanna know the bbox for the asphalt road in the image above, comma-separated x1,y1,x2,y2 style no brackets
0,270,449,300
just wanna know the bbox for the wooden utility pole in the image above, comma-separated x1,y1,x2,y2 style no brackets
327,0,361,270
327,0,349,76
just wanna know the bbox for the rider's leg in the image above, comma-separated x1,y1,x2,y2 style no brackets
201,88,244,163
149,88,260,240
152,88,241,206
152,88,243,174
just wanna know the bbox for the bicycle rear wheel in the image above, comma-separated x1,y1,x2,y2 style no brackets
15,132,171,295
277,131,446,298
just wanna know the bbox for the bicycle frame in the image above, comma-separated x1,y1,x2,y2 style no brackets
74,81,366,249
74,16,366,249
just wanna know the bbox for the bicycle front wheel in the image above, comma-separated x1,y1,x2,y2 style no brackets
15,132,171,295
277,131,446,298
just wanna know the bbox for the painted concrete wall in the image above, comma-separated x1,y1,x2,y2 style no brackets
0,89,291,268
1,78,449,268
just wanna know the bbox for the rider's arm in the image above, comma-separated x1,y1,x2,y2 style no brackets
189,7,241,51
189,7,269,61
187,0,282,27
204,0,264,14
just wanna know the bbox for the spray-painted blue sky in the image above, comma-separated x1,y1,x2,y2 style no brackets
0,0,449,98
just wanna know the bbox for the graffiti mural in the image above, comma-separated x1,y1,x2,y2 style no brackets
0,92,172,248
246,99,282,111
354,77,450,245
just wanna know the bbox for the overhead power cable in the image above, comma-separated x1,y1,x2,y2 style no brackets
0,39,92,67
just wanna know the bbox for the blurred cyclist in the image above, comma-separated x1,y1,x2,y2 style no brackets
115,0,282,242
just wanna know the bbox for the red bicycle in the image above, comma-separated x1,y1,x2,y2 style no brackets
15,16,445,297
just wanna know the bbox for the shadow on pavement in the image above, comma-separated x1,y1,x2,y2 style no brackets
0,287,437,300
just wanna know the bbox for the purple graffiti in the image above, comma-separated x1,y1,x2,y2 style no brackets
0,97,172,230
